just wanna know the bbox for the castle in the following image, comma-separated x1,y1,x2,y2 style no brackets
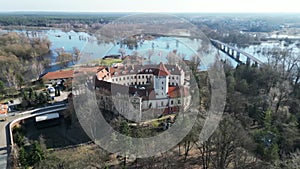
95,62,191,119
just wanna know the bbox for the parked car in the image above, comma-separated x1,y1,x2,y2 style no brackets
48,86,55,93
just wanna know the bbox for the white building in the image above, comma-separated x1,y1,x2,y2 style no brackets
95,62,190,118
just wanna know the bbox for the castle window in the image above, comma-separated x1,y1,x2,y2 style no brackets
123,77,125,80
178,100,181,104
171,100,174,105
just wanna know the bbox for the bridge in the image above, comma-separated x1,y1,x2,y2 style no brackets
0,103,67,169
210,39,264,66
141,33,264,66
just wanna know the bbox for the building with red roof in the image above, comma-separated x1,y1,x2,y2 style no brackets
94,62,191,118
0,104,8,115
42,70,74,81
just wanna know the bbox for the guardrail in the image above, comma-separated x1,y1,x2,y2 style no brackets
9,105,67,148
18,103,66,116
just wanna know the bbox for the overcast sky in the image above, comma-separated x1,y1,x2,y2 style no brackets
0,0,299,13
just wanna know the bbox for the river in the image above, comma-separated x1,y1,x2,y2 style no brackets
1,29,298,72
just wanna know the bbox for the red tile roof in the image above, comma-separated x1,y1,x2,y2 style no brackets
42,70,74,80
96,67,111,80
158,62,170,76
0,104,8,115
42,66,105,80
168,86,189,98
168,87,180,98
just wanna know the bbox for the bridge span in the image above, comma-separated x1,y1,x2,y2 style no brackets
210,39,264,66
142,33,264,66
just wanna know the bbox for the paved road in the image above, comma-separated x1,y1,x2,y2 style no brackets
0,104,67,169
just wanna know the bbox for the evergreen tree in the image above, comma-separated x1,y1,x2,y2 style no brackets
19,146,28,167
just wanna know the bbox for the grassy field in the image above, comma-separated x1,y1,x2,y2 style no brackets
99,58,122,66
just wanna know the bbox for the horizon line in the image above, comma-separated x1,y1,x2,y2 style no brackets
0,10,300,14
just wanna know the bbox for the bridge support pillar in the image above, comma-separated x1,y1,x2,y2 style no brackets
218,43,222,49
246,57,251,66
231,49,234,56
254,62,258,67
236,52,240,60
226,47,230,54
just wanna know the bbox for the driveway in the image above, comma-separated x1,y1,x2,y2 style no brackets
0,119,9,169
0,115,21,169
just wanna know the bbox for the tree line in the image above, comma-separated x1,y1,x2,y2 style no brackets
0,32,51,99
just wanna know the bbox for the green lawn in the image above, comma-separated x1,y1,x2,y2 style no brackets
99,58,122,66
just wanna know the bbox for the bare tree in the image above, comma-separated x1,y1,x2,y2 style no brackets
73,47,81,63
195,138,213,169
2,62,20,89
55,48,73,68
146,49,154,65
210,115,254,169
31,59,45,80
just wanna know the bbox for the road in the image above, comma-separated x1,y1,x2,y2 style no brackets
0,104,67,169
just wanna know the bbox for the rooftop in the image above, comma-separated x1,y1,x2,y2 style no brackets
0,104,8,115
108,63,181,78
42,70,74,80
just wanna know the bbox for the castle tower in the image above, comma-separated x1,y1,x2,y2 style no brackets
153,62,170,98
